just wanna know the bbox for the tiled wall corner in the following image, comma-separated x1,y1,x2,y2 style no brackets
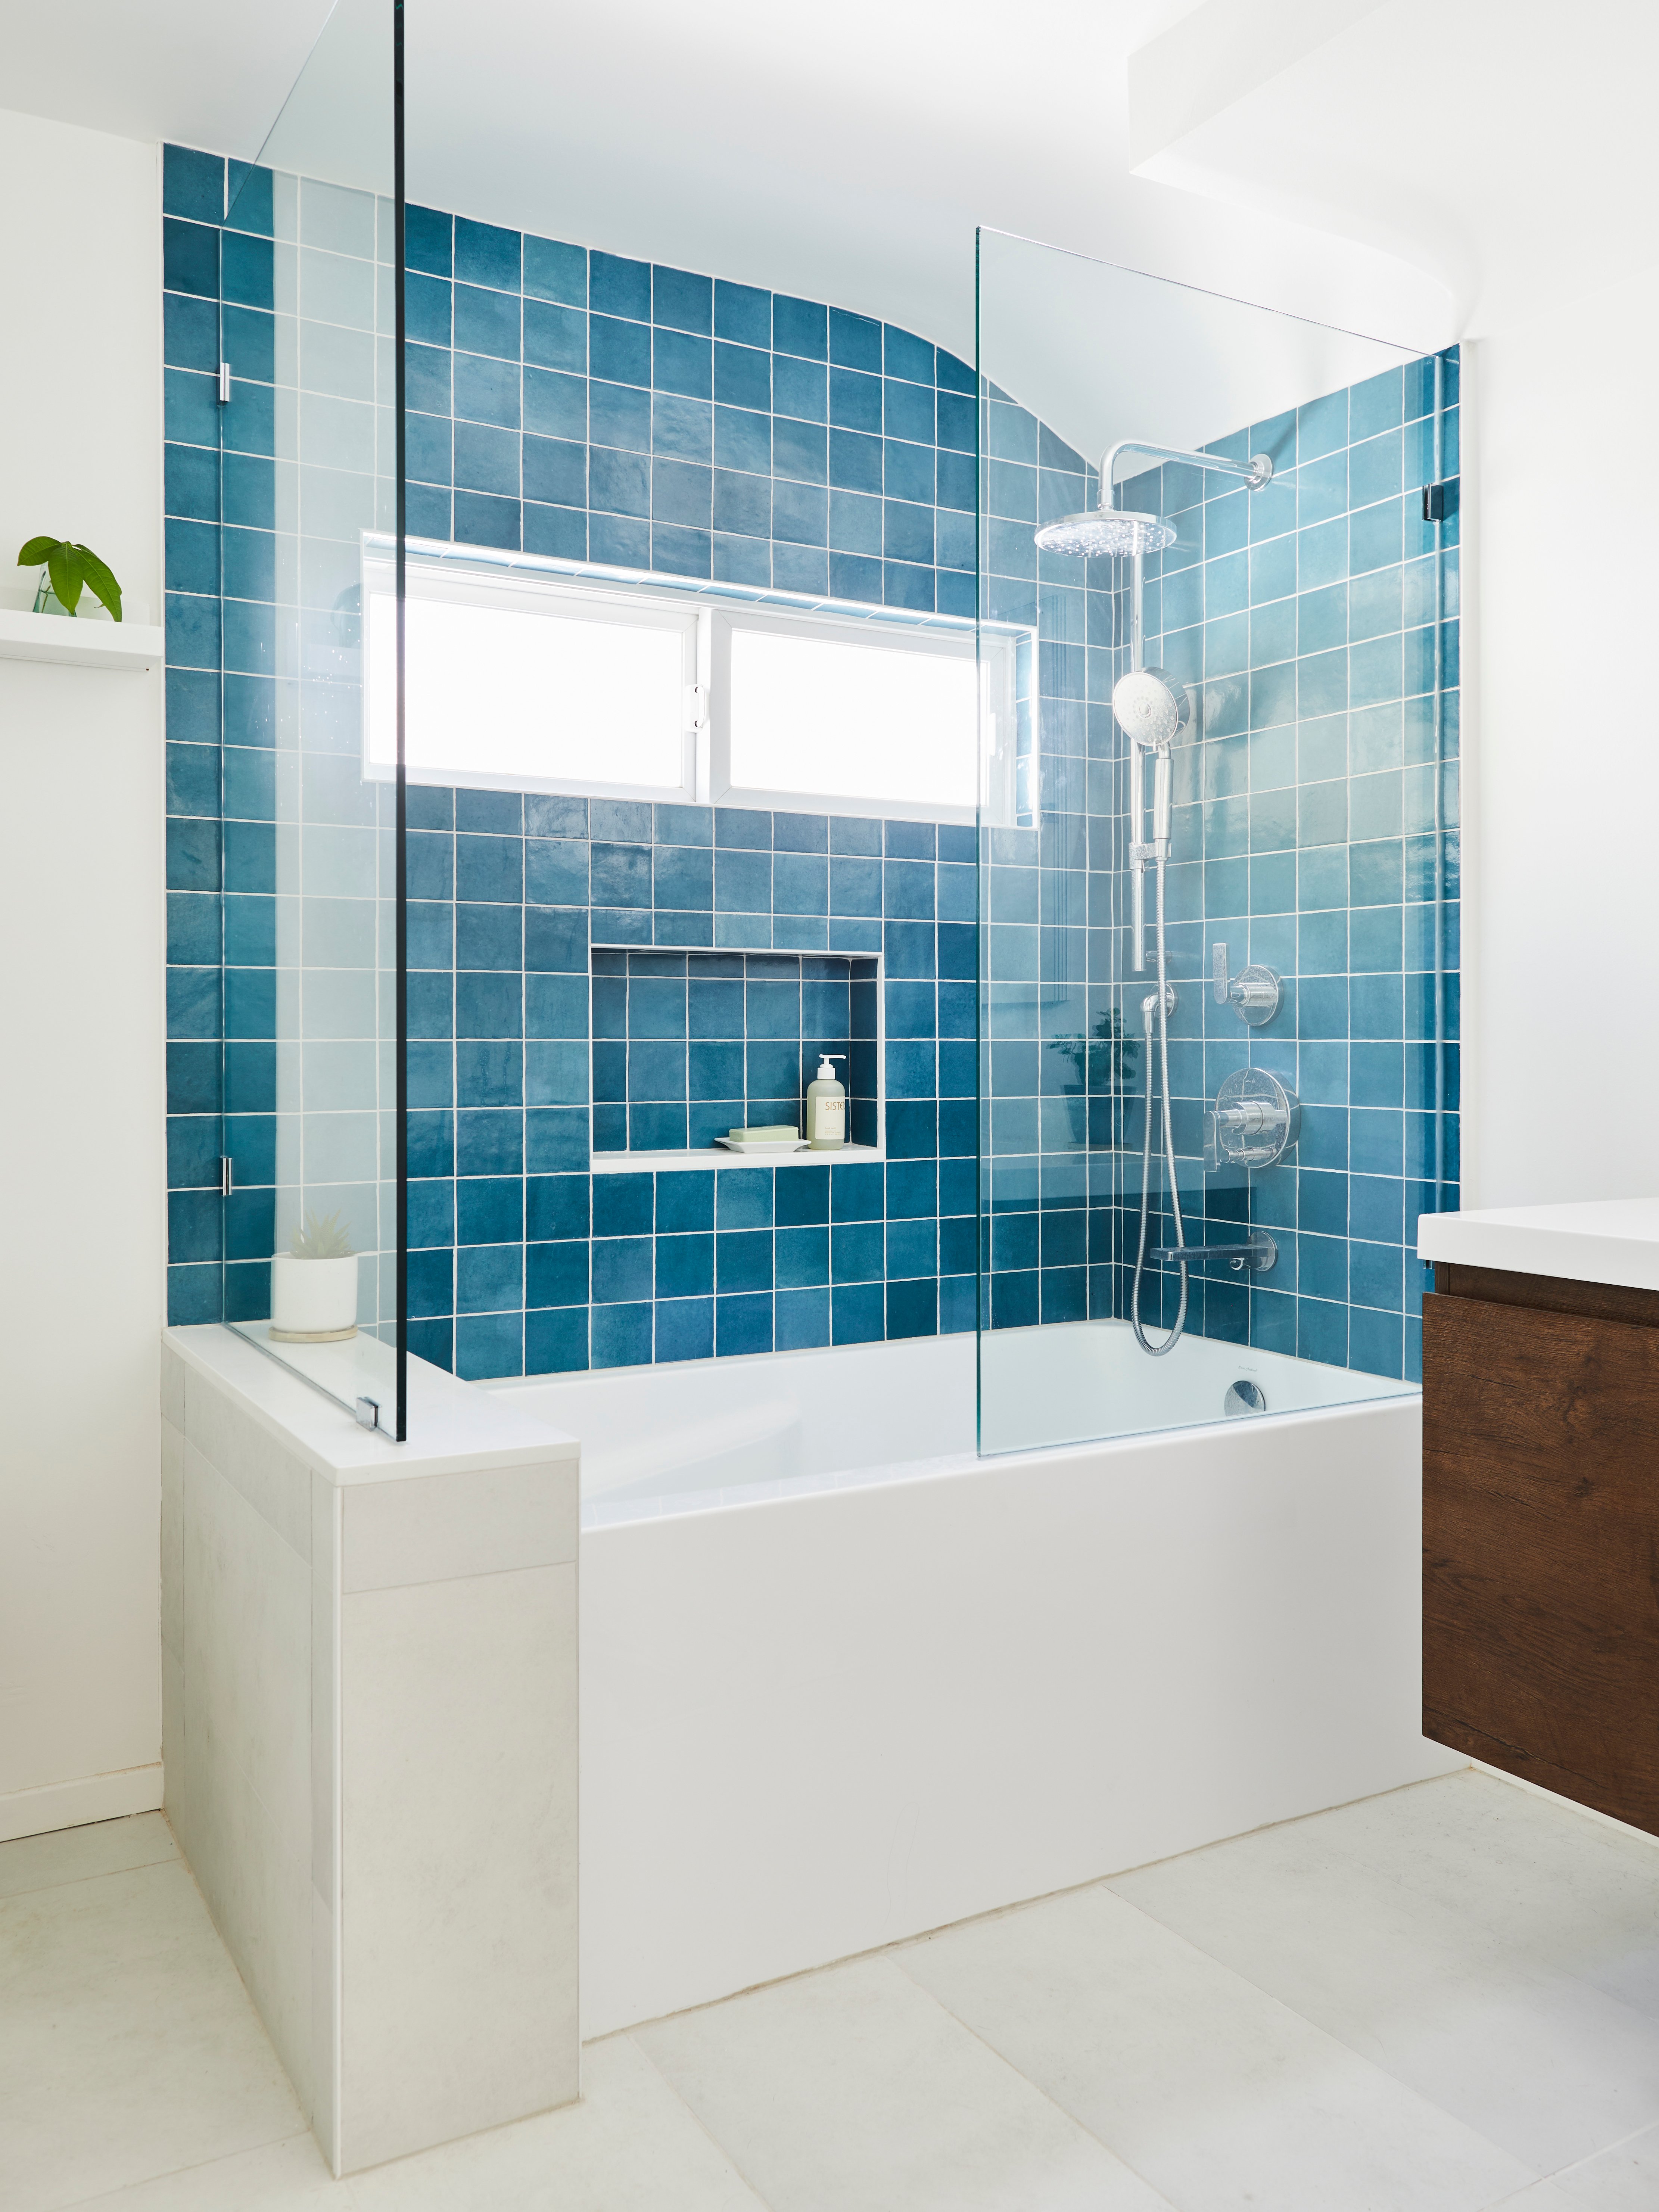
977,353,1462,1383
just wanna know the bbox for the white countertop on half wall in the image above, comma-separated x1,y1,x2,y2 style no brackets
1418,1199,1659,1291
165,1322,578,1483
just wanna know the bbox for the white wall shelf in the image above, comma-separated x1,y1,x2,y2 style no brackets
591,1144,885,1175
0,607,164,672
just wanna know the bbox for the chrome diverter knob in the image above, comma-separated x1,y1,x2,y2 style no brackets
1204,1067,1301,1171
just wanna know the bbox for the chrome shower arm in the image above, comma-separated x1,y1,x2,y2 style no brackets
1098,439,1272,508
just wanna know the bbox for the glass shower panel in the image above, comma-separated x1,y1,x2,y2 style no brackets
220,0,407,1435
975,228,1458,1456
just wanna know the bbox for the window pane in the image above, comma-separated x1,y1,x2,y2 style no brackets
368,591,687,787
728,629,977,808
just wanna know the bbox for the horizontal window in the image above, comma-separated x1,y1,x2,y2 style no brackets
364,539,1021,822
365,558,698,801
715,613,978,816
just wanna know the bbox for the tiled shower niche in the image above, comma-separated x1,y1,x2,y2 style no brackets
592,949,880,1155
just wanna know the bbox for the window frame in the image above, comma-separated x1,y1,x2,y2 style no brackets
361,538,1023,825
362,545,704,804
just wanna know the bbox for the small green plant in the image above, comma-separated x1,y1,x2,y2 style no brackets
289,1210,355,1261
1048,1008,1137,1091
17,536,123,620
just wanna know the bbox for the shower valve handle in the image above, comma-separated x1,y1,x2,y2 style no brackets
1211,943,1281,1027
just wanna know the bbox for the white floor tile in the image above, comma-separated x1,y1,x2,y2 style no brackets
345,2032,767,2210
0,1813,177,1901
57,2134,336,2210
1480,2187,1581,2211
22,1768,1659,2212
1109,1773,1659,2174
634,1953,1174,2212
0,1859,306,2212
1521,2121,1659,2210
897,1880,1533,2212
1285,1771,1659,2024
57,2036,772,2211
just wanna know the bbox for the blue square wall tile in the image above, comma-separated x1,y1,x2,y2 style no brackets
592,252,651,320
775,296,828,361
718,1292,774,1356
525,235,586,305
526,1307,588,1375
656,1297,715,1363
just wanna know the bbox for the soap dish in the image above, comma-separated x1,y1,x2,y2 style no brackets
712,1136,810,1155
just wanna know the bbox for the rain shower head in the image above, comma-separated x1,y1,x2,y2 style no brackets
1035,439,1273,561
1034,510,1177,558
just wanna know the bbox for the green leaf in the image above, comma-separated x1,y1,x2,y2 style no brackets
72,546,122,622
47,544,84,614
17,536,63,566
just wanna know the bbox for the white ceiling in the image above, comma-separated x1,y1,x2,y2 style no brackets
1131,0,1659,339
0,0,337,171
1,0,1646,442
0,1,1450,345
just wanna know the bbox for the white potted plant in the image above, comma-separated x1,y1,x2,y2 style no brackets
269,1211,359,1342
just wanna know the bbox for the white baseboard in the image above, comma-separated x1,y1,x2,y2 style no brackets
0,1763,165,1843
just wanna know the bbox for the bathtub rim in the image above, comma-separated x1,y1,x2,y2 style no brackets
482,1315,1415,1416
484,1329,1420,1530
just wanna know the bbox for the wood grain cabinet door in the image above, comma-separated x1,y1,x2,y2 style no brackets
1423,1283,1659,1835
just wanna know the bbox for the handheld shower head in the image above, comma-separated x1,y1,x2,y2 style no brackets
1112,665,1189,750
1034,510,1177,558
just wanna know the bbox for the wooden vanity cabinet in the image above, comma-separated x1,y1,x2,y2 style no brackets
1423,1261,1659,1837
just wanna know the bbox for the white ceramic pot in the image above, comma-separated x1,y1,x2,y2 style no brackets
269,1252,359,1341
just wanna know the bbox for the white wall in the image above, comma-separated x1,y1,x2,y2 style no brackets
1463,271,1659,1207
0,108,166,1838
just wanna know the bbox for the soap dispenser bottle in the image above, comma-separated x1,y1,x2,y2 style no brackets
806,1055,847,1149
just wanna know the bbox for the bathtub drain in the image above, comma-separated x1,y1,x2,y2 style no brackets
1224,1379,1267,1416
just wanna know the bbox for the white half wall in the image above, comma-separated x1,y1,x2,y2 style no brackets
0,107,166,1839
1463,270,1659,1207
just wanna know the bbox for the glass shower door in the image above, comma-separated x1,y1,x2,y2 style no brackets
975,227,1458,1455
218,0,408,1435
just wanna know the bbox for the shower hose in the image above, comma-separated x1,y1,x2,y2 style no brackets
1130,854,1189,1356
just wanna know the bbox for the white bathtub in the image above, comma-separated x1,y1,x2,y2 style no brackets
488,1322,1459,2036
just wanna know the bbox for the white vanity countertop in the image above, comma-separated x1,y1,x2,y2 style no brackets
166,1322,578,1484
1418,1199,1659,1292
